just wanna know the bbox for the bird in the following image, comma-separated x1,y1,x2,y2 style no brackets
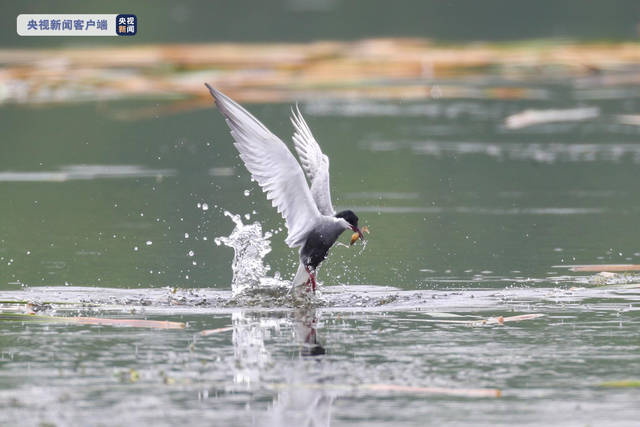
206,84,365,294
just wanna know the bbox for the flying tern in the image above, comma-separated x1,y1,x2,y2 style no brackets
206,85,365,293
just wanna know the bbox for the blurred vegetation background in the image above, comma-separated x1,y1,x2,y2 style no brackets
3,0,640,48
1,1,640,108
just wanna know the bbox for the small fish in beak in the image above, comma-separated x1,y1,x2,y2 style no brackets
350,226,369,246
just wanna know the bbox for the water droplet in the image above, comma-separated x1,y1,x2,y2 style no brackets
146,241,152,245
188,251,194,257
185,233,189,238
244,190,251,196
197,203,202,208
202,203,209,211
134,247,138,251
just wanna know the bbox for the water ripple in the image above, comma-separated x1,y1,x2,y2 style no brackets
348,206,607,215
0,165,176,182
361,141,640,164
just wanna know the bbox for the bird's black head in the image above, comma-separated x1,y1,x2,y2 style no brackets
335,210,359,229
336,210,365,243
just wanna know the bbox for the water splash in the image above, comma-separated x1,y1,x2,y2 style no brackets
214,212,334,307
215,211,288,296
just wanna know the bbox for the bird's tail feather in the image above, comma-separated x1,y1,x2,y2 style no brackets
291,263,309,290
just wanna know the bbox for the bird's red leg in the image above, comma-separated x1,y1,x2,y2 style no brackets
304,265,317,293
304,266,311,292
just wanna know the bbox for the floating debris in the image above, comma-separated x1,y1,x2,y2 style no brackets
398,313,545,327
362,383,500,398
0,312,185,329
504,107,600,129
200,325,235,336
115,369,140,384
599,380,640,388
555,264,640,272
268,382,501,398
614,115,640,126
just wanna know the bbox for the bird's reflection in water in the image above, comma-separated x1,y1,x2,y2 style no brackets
231,309,334,427
295,309,326,357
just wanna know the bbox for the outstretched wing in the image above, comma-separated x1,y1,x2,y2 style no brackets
206,84,321,247
290,106,335,216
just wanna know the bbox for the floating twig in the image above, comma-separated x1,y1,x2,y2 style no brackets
269,382,501,398
398,313,544,326
0,313,185,329
200,325,235,336
599,380,640,388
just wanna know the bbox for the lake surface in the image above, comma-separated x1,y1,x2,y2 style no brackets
2,82,640,426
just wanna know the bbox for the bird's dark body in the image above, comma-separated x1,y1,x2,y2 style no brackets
300,226,345,270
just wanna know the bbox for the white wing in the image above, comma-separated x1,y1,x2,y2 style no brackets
206,84,321,247
290,105,335,216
